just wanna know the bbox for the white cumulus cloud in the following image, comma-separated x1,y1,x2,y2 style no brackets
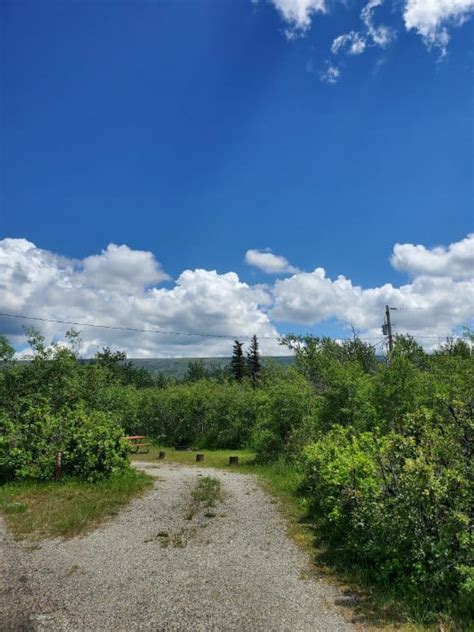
0,239,280,358
79,244,169,292
404,0,474,53
391,234,474,280
245,249,299,274
271,268,474,347
270,234,474,347
1,235,472,356
269,0,326,37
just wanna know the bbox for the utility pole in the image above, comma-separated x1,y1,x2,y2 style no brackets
382,305,396,353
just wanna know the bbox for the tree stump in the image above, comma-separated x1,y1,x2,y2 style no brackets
158,451,166,460
229,456,239,466
196,453,205,462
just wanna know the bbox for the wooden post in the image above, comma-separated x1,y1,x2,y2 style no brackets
196,453,205,462
158,451,166,460
229,456,239,466
55,450,63,481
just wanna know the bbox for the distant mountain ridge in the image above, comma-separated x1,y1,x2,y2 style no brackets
129,356,294,379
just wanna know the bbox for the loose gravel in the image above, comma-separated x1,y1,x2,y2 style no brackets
1,463,358,631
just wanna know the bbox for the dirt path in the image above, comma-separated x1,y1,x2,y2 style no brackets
1,463,357,631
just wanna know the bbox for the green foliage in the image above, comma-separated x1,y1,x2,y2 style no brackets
184,359,210,382
316,361,376,432
0,403,129,482
435,336,472,359
371,355,429,432
0,332,131,483
251,370,317,461
247,334,261,385
302,402,474,615
230,340,246,381
93,346,156,387
0,334,14,363
131,380,264,448
278,333,474,617
392,333,428,369
282,334,377,384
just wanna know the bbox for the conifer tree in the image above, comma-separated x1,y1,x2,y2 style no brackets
230,340,246,381
247,334,261,385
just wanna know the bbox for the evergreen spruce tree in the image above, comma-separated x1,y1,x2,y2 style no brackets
247,334,261,385
230,340,246,381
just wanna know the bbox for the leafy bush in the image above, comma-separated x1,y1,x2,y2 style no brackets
118,380,265,449
251,371,317,461
302,401,474,613
0,403,129,482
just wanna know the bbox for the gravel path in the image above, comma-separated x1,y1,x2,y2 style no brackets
1,463,357,631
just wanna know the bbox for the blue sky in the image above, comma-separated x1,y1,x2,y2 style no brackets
1,0,473,356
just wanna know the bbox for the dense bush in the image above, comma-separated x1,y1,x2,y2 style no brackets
302,401,474,614
0,402,129,482
131,380,266,448
251,371,317,461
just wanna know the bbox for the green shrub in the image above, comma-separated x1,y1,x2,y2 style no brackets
302,404,474,613
251,371,317,461
119,380,265,449
0,403,129,482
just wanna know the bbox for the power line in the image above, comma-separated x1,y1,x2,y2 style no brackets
0,312,279,341
0,311,462,344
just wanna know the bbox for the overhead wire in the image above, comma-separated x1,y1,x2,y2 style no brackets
0,311,464,344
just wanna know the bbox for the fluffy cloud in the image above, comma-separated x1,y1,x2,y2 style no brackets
403,0,474,53
245,249,299,274
391,234,474,279
271,274,473,350
270,234,474,346
0,239,280,358
271,268,473,334
79,244,169,292
269,0,326,37
1,235,472,357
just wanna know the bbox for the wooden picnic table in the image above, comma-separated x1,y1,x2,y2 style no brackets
125,435,150,454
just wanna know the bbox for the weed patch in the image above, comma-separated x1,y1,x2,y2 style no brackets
191,476,222,507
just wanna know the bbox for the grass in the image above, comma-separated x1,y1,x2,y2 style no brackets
133,446,256,469
0,467,153,540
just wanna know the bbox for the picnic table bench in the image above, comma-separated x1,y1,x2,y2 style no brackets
125,435,150,454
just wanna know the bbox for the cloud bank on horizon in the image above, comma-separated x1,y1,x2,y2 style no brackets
1,234,473,358
264,0,474,82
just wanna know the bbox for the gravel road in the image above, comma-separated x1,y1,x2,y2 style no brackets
1,462,357,631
